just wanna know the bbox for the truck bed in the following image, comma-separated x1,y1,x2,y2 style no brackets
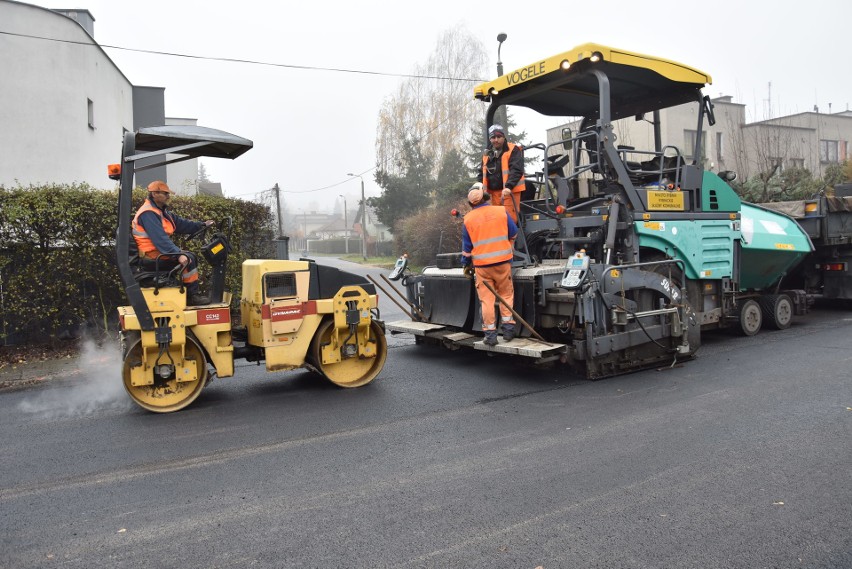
759,196,852,243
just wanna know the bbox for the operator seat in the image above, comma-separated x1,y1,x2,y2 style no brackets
130,258,183,289
126,234,182,288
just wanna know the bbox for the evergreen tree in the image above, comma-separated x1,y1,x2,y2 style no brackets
370,138,434,232
198,162,211,183
461,115,529,177
435,148,475,205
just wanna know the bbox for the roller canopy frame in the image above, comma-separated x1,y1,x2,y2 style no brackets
115,126,253,330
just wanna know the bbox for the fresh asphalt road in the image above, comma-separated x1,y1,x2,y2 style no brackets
1,257,850,569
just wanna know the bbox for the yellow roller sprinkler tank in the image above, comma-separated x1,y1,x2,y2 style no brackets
474,42,712,101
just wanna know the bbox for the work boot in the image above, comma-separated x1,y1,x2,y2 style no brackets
502,323,516,341
483,331,498,346
187,292,209,306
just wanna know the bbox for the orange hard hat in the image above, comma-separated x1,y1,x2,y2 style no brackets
147,180,174,194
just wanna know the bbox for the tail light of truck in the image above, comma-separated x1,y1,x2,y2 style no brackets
821,262,847,272
804,201,819,216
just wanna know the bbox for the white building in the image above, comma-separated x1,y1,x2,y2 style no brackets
0,0,198,194
165,117,201,196
739,110,852,180
547,95,852,185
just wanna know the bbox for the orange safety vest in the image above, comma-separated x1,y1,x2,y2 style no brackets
132,200,175,259
463,206,514,267
481,142,526,196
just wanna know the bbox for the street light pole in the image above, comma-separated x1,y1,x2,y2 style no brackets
496,32,508,129
496,32,507,77
339,194,349,254
347,173,367,260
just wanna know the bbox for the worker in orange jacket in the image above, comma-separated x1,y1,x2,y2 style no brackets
132,181,215,306
461,183,518,346
477,124,525,223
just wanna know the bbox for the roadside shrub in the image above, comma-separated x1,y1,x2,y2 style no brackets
393,201,465,266
0,184,274,346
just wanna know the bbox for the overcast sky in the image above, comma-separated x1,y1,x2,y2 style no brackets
28,0,852,213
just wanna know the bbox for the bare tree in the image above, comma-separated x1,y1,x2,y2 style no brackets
724,112,751,181
375,26,489,178
733,120,824,202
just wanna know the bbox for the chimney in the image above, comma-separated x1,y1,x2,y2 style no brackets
52,9,95,38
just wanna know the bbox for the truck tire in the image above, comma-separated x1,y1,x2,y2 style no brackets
738,299,762,336
758,294,793,330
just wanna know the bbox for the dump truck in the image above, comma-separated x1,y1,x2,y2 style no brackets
113,126,387,412
759,184,852,302
385,43,814,379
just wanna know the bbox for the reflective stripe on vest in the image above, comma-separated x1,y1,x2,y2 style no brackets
132,200,176,257
481,142,525,194
463,206,513,266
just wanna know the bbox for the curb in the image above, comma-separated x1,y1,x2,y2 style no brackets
0,361,84,392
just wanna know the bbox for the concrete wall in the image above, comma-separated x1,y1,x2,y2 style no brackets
0,1,133,190
131,86,167,188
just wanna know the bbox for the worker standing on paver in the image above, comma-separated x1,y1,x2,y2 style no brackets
478,124,525,223
460,183,518,345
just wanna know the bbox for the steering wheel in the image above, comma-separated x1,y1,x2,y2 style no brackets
186,225,208,242
186,222,212,242
217,216,234,240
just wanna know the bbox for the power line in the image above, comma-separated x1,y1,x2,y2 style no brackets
2,29,483,201
226,177,364,199
228,93,475,200
0,30,486,83
228,90,477,200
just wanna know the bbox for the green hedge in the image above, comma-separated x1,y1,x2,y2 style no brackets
0,183,275,346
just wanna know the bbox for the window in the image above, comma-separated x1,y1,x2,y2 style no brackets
87,98,95,129
716,132,724,163
788,158,805,169
769,157,784,172
684,130,706,160
820,139,838,163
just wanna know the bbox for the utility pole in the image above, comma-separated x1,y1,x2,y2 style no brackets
339,195,349,254
303,211,308,256
347,173,368,260
272,183,283,237
764,81,772,120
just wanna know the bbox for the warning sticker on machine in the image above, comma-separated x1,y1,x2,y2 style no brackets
647,191,684,211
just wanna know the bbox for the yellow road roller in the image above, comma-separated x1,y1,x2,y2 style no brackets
113,126,387,412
